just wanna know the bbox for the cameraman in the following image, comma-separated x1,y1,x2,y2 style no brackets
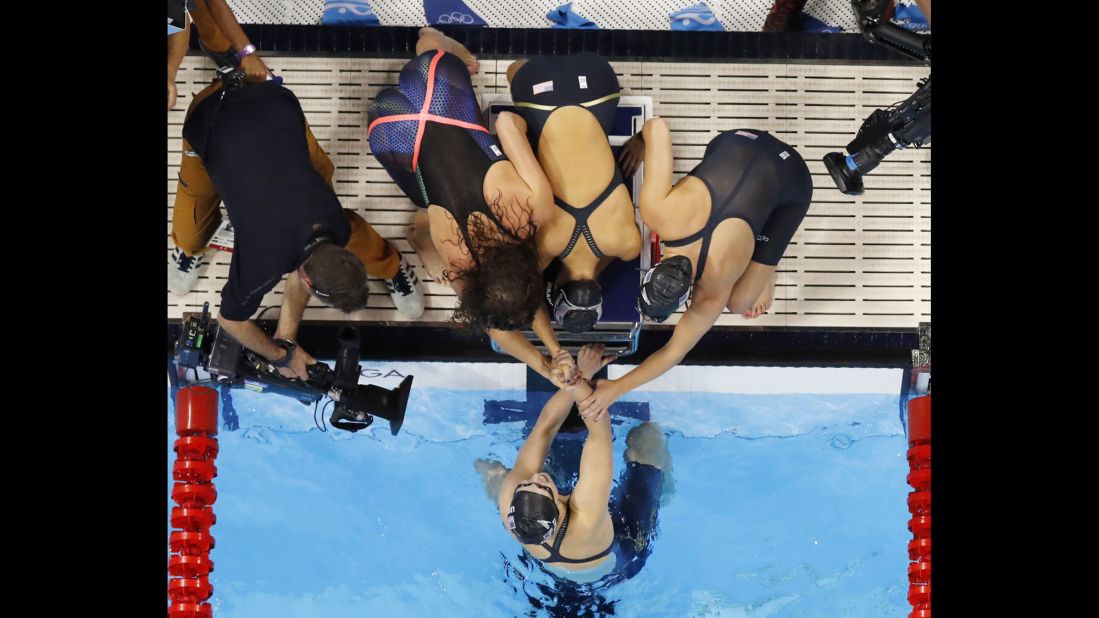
172,75,423,381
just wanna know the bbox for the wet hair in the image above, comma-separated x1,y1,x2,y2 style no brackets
449,200,543,331
301,243,369,312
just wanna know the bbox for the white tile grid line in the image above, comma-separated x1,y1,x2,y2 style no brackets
168,55,930,328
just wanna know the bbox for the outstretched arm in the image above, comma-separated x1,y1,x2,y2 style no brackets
578,289,726,419
486,306,576,383
565,346,614,517
496,386,579,510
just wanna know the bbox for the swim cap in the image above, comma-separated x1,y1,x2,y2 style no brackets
508,486,559,544
552,279,603,334
637,255,693,322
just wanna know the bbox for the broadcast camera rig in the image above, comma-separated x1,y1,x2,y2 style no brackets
822,0,931,195
173,303,412,434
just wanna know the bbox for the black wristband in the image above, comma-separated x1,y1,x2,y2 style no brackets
272,338,296,368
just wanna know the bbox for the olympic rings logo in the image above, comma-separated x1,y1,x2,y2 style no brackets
437,12,475,25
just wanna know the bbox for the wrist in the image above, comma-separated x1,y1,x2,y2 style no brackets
271,338,296,367
235,44,257,61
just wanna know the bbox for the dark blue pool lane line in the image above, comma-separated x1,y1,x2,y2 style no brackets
194,25,924,64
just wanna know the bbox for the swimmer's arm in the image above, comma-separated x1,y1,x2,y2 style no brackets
610,289,726,395
487,324,556,382
638,118,675,210
496,112,554,220
531,305,565,358
568,384,614,517
487,305,566,381
498,389,576,503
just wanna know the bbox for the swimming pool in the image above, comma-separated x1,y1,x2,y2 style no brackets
167,363,910,617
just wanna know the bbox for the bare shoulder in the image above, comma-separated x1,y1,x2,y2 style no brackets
642,175,709,239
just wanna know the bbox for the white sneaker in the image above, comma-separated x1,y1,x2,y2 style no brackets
168,246,210,296
385,254,425,318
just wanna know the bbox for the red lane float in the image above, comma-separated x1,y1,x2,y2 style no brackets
907,491,931,515
169,604,213,618
908,538,931,561
169,531,215,556
905,395,931,615
169,387,219,617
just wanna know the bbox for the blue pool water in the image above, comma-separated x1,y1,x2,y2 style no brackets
168,363,909,617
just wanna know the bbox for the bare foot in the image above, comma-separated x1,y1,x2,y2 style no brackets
625,422,670,470
474,459,509,500
419,27,480,75
742,275,776,319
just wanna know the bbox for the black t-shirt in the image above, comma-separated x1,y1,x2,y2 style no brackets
183,82,350,320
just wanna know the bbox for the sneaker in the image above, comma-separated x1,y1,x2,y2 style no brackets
168,246,210,296
385,254,425,318
762,0,808,32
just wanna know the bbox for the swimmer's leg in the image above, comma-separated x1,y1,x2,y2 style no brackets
408,210,450,284
416,27,479,75
624,421,671,470
610,426,670,580
474,459,509,501
727,261,776,318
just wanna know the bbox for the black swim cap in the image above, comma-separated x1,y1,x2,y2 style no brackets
638,255,693,322
508,489,559,544
552,279,603,334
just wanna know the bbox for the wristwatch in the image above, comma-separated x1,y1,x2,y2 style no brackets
235,44,257,61
272,338,296,368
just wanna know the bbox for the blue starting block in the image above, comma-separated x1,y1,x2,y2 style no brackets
482,94,655,357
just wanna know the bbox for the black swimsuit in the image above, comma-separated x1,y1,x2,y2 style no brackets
511,53,624,262
538,499,613,565
417,122,522,253
662,129,814,280
368,51,517,253
554,166,624,260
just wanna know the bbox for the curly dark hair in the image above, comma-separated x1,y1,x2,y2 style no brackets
448,198,543,331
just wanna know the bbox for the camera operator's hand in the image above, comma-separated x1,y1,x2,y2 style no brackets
275,344,316,381
241,53,272,83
